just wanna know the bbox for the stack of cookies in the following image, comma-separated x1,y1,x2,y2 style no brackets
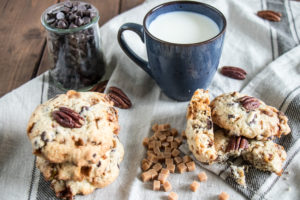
185,89,291,186
27,90,124,199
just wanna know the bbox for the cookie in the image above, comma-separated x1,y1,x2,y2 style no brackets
242,140,286,175
230,165,246,187
185,89,217,164
214,129,249,162
38,137,124,199
214,129,286,175
210,92,291,140
27,90,120,166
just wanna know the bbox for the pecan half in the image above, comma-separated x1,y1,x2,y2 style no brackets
89,80,108,93
52,107,84,128
238,96,261,111
257,10,281,22
226,136,249,152
220,66,247,80
107,87,132,109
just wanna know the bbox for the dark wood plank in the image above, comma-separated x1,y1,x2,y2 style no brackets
0,0,57,97
120,0,145,13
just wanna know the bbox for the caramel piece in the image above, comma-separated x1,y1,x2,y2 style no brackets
158,173,169,184
165,158,173,166
149,169,158,179
162,142,170,148
167,164,175,173
164,152,172,159
171,128,178,136
171,149,180,157
167,136,174,142
152,123,158,131
148,140,155,150
163,181,172,192
186,161,196,172
147,150,154,157
183,155,191,163
153,180,161,191
154,131,161,140
143,137,149,147
141,159,152,171
141,171,152,182
158,123,171,131
198,172,208,182
153,146,161,155
171,141,179,149
155,140,162,148
159,134,167,142
174,137,183,145
218,192,229,200
190,181,199,192
147,153,158,163
177,163,187,174
161,168,170,175
181,130,187,139
168,192,178,200
152,163,162,172
174,156,183,164
165,147,172,153
156,152,165,161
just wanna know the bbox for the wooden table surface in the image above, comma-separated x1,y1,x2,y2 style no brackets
0,0,144,97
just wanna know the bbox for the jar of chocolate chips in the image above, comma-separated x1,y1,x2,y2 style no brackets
41,1,106,90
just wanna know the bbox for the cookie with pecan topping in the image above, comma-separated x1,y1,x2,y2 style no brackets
27,90,120,166
185,89,217,164
210,92,290,140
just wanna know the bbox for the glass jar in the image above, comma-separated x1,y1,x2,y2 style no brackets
41,1,106,90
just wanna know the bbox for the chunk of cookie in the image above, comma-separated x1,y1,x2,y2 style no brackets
185,89,217,163
27,90,120,166
242,140,286,175
210,92,290,140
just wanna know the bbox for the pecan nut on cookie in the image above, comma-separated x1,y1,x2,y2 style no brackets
27,90,120,166
185,89,217,164
210,92,290,140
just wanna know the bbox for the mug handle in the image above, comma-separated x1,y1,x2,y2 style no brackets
117,23,153,78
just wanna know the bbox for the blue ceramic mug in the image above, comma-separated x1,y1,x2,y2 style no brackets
118,1,226,101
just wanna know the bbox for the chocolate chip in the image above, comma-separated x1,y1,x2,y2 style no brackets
93,153,97,158
64,1,73,8
41,131,49,143
75,17,83,26
56,12,65,20
82,17,91,25
207,119,212,129
57,20,68,29
69,23,78,29
228,114,235,119
46,18,55,24
97,161,101,167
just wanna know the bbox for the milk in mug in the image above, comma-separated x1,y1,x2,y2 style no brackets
148,11,220,44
